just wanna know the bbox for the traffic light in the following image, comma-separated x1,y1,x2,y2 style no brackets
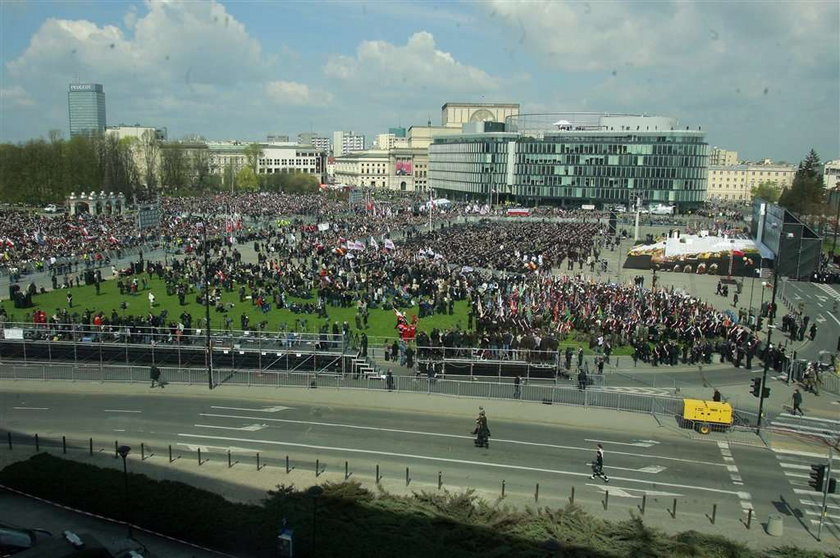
829,478,837,494
809,464,826,491
762,387,771,398
751,377,762,398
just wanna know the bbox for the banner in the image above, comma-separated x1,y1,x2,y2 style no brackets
384,239,396,250
318,223,330,232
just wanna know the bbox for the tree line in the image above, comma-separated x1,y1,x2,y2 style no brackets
0,133,319,205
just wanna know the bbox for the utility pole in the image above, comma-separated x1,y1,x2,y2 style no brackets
203,222,213,390
756,254,780,434
634,196,641,242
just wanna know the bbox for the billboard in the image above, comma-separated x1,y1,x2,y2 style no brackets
395,160,413,176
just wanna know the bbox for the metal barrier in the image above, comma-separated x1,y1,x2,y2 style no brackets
0,362,693,417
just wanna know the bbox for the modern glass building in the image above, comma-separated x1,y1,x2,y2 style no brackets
429,113,708,210
68,83,106,137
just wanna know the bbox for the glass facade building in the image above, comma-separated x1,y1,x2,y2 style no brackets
429,115,708,210
68,83,106,137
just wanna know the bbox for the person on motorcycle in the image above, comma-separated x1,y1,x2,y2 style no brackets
472,408,490,448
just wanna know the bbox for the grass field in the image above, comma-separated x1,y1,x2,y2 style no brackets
1,276,471,341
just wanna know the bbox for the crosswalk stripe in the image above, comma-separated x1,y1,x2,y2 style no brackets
803,509,840,520
778,413,840,426
780,463,813,470
800,500,840,511
772,448,831,458
771,422,839,434
783,472,810,479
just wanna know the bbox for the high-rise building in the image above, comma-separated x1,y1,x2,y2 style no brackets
298,132,331,151
68,83,106,137
332,130,366,156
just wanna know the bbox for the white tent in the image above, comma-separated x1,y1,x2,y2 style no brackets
553,119,572,129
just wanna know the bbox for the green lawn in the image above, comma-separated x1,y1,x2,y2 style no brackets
2,276,470,342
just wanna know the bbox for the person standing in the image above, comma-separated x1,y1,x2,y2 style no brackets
149,365,163,388
791,388,804,416
513,375,521,399
590,444,609,482
578,367,588,391
712,389,722,402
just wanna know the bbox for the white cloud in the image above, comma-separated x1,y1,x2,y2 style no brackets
0,85,35,107
265,80,333,106
325,31,498,93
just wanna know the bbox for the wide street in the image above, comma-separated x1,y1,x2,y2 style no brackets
0,382,837,553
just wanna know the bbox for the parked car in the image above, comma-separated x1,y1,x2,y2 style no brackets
0,524,52,555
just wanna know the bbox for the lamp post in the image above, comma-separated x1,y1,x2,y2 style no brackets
833,183,840,256
757,234,789,435
307,485,324,556
116,445,132,538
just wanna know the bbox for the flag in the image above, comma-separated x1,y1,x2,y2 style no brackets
34,231,46,246
384,239,396,250
318,223,330,232
370,238,379,250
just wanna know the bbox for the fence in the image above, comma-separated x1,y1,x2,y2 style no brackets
0,362,690,417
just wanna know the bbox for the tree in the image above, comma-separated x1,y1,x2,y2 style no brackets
779,149,823,216
160,145,189,194
243,143,262,173
190,148,213,194
236,166,259,191
141,130,160,195
751,181,781,203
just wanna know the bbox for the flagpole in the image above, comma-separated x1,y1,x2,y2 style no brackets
428,188,432,232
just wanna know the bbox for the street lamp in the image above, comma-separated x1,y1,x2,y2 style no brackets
832,183,840,255
116,445,132,539
201,222,214,390
307,485,324,556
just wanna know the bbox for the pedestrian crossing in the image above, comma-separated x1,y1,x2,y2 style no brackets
596,386,675,396
772,448,840,528
814,283,840,301
770,413,840,444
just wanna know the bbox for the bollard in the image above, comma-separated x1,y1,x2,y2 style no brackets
62,436,66,454
376,464,380,484
502,480,506,498
711,503,717,525
197,447,202,466
535,483,540,503
256,452,260,471
316,459,320,477
168,444,173,463
344,460,349,480
640,494,646,515
604,490,609,510
35,434,39,452
114,440,118,458
141,443,145,461
438,471,442,490
671,498,677,518
746,508,753,530
7,432,11,450
228,450,232,469
406,467,410,487
570,486,575,505
89,438,93,456
285,455,290,474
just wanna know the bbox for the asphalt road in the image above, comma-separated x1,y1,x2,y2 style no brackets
1,384,836,552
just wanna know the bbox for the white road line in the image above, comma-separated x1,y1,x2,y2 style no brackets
11,407,49,410
176,432,745,497
771,422,839,434
585,438,660,448
783,472,811,480
113,429,126,432
800,500,840,511
104,409,142,413
803,509,840,521
780,463,816,470
773,448,835,459
194,423,267,432
210,405,293,413
199,413,719,466
777,413,840,426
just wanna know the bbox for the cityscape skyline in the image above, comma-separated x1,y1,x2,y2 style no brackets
1,1,838,163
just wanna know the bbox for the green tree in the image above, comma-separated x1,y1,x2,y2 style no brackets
751,181,781,203
236,166,259,191
243,143,262,173
779,149,823,215
160,144,189,194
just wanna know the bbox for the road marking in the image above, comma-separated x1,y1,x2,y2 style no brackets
584,438,660,448
586,485,682,498
210,405,293,413
771,421,839,434
803,509,840,521
12,407,49,410
179,443,263,453
104,409,142,413
198,413,713,466
113,429,126,432
194,423,267,432
177,432,745,497
800,500,840,511
780,462,814,470
773,448,835,459
778,413,840,425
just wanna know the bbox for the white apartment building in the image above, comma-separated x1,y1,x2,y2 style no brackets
375,133,408,150
332,130,366,156
206,141,248,175
258,145,326,182
709,147,738,166
707,162,795,201
824,160,840,189
105,125,167,142
298,133,331,152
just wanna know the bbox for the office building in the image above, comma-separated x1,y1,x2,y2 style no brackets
106,125,167,142
824,160,840,189
332,130,366,156
707,161,795,202
258,145,326,183
298,133,331,151
334,147,428,191
709,147,738,166
441,102,520,128
267,134,290,143
68,83,106,137
429,113,707,209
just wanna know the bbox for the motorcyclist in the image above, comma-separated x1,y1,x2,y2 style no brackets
472,408,490,448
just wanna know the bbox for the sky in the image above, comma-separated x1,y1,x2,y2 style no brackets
1,0,838,163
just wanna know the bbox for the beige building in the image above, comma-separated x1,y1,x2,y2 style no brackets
824,160,840,189
709,147,738,166
707,162,794,201
334,147,429,191
441,102,519,128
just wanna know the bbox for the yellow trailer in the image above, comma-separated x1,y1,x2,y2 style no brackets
682,398,733,434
